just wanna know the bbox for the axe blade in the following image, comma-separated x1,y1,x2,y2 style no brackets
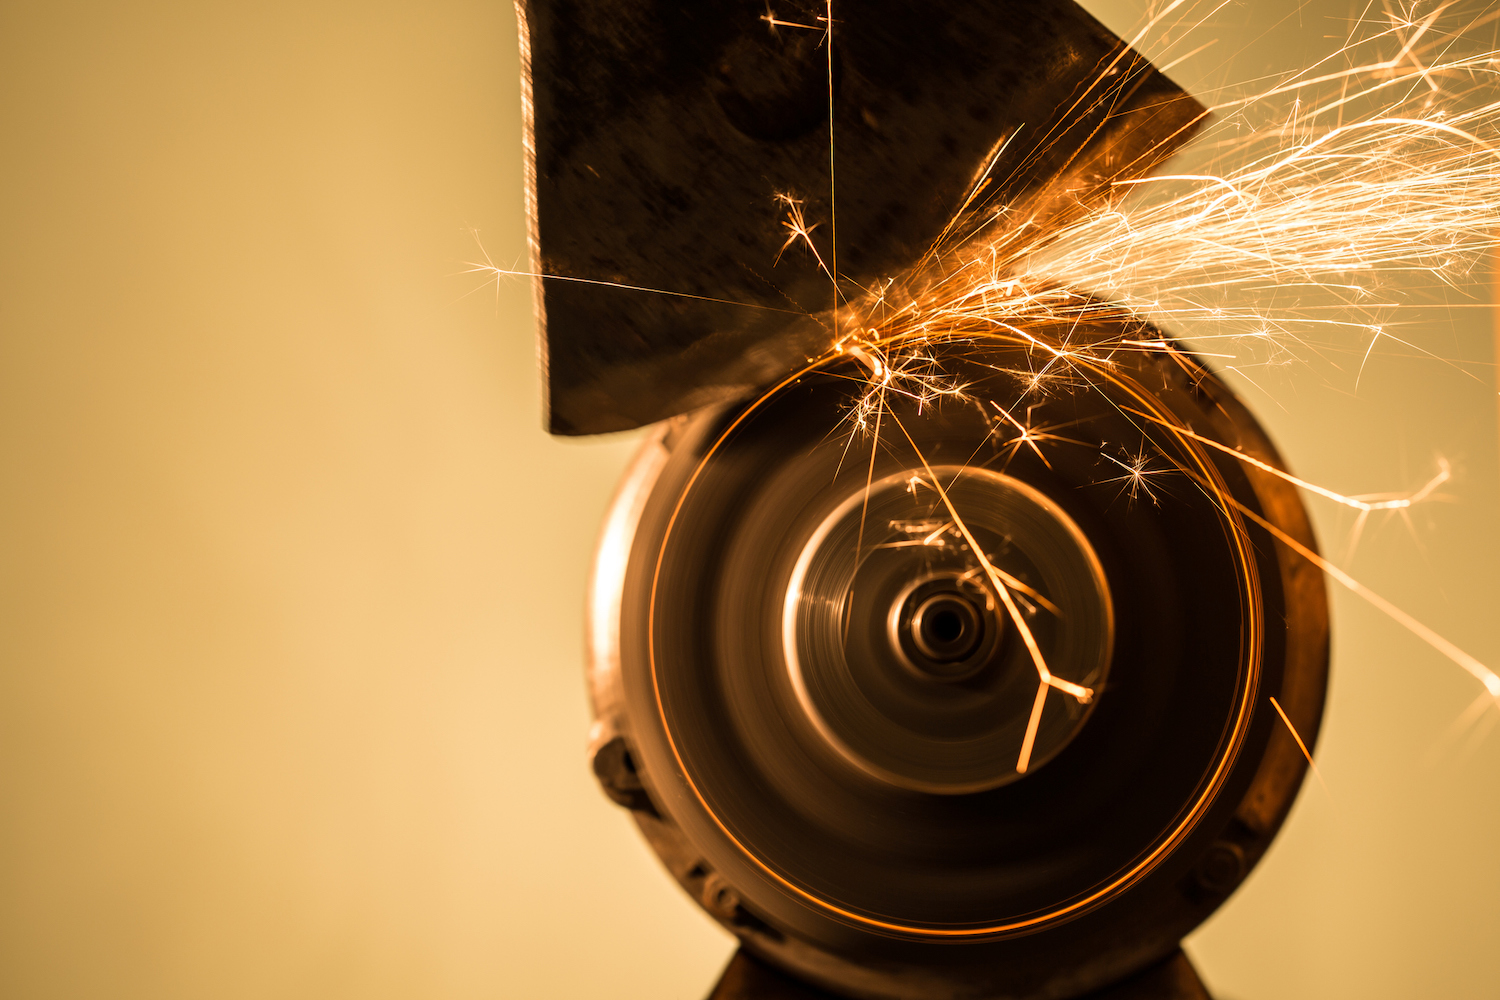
518,0,1204,435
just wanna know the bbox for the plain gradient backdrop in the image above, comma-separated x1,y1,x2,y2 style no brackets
2,1,1498,998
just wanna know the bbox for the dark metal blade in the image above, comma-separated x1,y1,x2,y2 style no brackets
519,0,1206,435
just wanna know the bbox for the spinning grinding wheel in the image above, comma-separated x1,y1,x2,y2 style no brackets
586,334,1327,999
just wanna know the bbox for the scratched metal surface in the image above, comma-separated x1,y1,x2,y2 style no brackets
520,0,1205,433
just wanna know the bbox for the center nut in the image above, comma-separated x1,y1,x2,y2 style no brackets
890,576,1004,681
783,465,1115,794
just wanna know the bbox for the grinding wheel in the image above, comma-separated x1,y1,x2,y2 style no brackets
586,329,1328,999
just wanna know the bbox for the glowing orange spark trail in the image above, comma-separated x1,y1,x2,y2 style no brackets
1018,683,1051,779
1124,410,1451,515
884,407,1091,774
463,261,801,313
761,14,820,31
825,0,840,343
1270,695,1329,796
774,194,835,282
1207,476,1500,701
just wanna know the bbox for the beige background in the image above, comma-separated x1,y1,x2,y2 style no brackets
1,1,1496,998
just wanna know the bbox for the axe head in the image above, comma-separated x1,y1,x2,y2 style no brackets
518,0,1204,435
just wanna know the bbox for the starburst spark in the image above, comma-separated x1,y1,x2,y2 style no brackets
1100,448,1171,506
833,333,971,436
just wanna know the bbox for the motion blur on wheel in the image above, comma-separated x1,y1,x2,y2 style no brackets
586,328,1327,999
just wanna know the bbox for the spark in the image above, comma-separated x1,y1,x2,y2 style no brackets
773,192,834,284
461,253,800,314
825,0,838,327
1126,409,1452,518
761,6,821,32
1100,448,1171,506
1270,695,1331,797
890,410,1093,774
835,335,969,434
879,512,1064,616
1214,475,1500,702
988,401,1088,469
